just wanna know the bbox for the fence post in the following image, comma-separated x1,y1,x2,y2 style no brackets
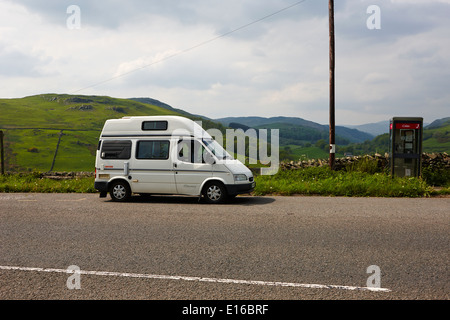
49,130,63,172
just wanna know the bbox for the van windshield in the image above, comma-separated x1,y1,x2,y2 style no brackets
202,139,233,160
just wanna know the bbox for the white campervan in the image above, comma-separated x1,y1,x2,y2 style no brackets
94,116,255,203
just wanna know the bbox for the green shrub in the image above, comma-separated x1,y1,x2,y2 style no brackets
345,157,384,174
422,167,450,187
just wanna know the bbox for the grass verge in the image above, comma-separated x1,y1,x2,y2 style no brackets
254,167,434,197
0,167,447,197
0,173,95,193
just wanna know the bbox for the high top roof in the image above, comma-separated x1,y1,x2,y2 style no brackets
100,116,212,138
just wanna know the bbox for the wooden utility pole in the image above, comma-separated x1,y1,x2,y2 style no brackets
0,130,4,175
328,0,336,170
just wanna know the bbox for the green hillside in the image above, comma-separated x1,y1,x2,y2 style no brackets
0,94,447,172
423,118,450,153
253,122,354,146
0,94,182,172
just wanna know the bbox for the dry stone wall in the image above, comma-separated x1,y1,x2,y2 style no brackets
280,152,450,171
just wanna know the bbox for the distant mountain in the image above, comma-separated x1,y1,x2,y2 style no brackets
216,116,324,131
423,117,450,153
426,117,450,129
333,126,374,143
215,116,374,144
344,121,389,137
345,119,435,136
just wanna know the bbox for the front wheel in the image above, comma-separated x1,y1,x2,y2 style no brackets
203,182,227,204
109,180,131,202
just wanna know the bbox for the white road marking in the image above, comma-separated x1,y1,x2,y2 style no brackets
0,265,391,292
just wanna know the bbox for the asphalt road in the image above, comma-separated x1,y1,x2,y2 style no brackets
0,193,448,301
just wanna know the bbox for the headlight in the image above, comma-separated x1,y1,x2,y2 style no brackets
234,174,248,182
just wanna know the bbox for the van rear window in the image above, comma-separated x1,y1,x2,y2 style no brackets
136,141,170,160
101,140,131,159
142,121,168,131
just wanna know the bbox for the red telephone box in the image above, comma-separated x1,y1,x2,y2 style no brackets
389,117,423,177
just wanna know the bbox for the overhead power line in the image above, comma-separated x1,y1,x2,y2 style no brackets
71,0,309,94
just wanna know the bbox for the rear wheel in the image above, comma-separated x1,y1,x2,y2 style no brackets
203,181,227,204
109,180,131,202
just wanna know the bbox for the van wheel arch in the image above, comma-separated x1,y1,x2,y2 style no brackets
109,179,131,202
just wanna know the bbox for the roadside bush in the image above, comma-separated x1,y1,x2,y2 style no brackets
422,167,450,187
344,157,383,174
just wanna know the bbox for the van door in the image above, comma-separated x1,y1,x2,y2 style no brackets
174,139,213,195
131,139,177,194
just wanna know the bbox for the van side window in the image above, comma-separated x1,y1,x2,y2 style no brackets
137,141,170,159
177,140,191,162
142,121,168,131
194,140,207,163
177,139,208,163
101,140,131,159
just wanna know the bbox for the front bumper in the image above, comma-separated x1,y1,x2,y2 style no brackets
225,181,255,196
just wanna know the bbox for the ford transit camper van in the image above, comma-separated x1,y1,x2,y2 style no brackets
94,116,255,203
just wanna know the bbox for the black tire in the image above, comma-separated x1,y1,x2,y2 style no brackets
109,180,131,202
202,181,227,204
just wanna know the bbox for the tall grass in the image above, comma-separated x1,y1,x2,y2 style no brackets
344,157,384,174
0,166,446,197
254,166,433,197
0,173,95,193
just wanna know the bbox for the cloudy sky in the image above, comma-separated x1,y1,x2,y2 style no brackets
0,0,449,125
